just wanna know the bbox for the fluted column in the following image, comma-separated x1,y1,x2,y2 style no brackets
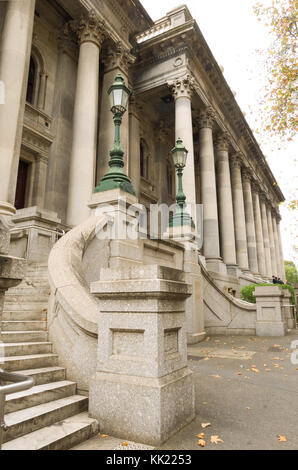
0,0,36,218
242,170,259,274
267,205,278,277
230,156,249,271
215,133,237,271
260,193,272,277
276,213,286,281
272,211,282,278
169,75,197,226
252,183,267,277
67,12,106,226
198,107,222,268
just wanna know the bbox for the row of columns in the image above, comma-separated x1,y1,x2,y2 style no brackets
168,76,285,280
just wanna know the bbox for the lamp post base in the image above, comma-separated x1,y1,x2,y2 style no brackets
94,170,136,197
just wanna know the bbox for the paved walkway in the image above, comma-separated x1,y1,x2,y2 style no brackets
73,331,298,451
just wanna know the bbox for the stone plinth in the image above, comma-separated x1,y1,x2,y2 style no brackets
89,265,195,445
254,286,287,336
282,290,296,330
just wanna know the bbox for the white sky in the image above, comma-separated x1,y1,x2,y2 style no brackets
140,0,298,266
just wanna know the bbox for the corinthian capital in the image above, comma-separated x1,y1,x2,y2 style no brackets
215,131,230,152
103,42,136,75
70,10,106,48
198,106,215,130
230,152,243,170
168,74,195,100
242,167,253,183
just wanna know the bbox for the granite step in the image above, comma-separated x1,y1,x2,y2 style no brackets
3,395,88,443
2,353,58,371
4,342,52,357
5,380,77,413
2,310,47,321
1,321,47,331
1,331,48,343
2,412,99,450
5,366,66,386
3,302,47,311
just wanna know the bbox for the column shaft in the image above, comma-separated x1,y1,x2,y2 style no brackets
252,187,266,277
199,109,221,260
0,0,36,216
128,97,141,198
215,135,237,267
231,158,249,271
67,15,104,226
260,196,272,277
272,214,282,279
267,206,278,277
277,218,286,281
242,173,258,273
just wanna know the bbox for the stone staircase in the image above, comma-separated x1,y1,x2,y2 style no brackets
1,262,99,450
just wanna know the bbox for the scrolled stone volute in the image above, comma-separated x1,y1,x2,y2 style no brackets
168,74,195,100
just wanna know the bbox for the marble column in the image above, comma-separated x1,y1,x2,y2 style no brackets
0,0,36,218
215,133,238,273
128,94,141,198
169,75,197,227
276,214,286,281
260,193,273,278
272,211,282,279
198,107,224,272
97,43,135,185
230,156,249,272
267,204,278,278
242,170,259,274
67,12,106,227
252,183,267,278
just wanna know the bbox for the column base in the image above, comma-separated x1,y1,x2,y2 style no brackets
0,201,16,217
187,331,206,344
89,367,195,446
206,258,227,275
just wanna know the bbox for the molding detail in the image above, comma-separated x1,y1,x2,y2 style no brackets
167,74,195,100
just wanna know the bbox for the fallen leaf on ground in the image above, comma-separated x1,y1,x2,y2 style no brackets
99,434,109,438
197,433,205,439
205,337,210,342
211,375,221,379
278,436,287,442
210,435,224,444
121,442,129,447
201,423,211,429
251,368,260,373
246,407,252,410
198,439,206,447
237,372,242,375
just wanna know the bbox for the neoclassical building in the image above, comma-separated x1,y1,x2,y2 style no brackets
0,0,293,450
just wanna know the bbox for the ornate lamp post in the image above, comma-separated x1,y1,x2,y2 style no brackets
95,74,136,196
170,138,195,228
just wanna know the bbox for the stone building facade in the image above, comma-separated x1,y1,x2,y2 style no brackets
0,0,286,286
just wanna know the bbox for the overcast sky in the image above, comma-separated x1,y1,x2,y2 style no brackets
140,0,298,265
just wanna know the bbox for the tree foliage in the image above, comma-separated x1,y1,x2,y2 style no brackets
285,260,298,283
254,0,297,139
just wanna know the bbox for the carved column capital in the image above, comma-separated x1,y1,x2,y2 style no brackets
251,181,261,194
57,25,78,59
168,74,195,100
230,152,243,170
198,106,215,129
242,167,253,183
215,131,230,152
70,10,107,48
102,42,136,75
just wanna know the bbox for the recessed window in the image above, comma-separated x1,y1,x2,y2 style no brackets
15,160,30,210
26,56,36,104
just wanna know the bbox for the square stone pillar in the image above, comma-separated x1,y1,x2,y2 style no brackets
254,286,287,336
89,265,195,446
282,290,296,330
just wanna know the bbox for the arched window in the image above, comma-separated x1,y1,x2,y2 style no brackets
26,56,36,104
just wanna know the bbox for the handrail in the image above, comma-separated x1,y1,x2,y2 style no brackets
0,370,34,450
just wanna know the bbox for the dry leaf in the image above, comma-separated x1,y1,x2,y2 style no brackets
211,375,221,379
210,435,224,444
237,372,242,375
121,442,129,447
198,439,206,447
99,434,109,438
251,368,260,373
201,423,211,429
197,433,205,439
278,436,287,442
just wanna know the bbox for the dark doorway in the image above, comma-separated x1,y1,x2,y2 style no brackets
15,160,29,210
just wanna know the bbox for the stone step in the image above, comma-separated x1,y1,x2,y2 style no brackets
3,342,52,357
5,295,49,303
5,380,76,413
3,303,47,311
2,353,58,371
3,395,88,443
2,311,47,321
16,366,66,386
2,412,98,450
1,321,47,331
1,331,48,343
6,286,50,296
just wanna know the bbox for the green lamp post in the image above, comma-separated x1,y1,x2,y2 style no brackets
169,138,195,228
94,74,136,196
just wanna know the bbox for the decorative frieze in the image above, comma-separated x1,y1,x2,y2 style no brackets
168,74,195,100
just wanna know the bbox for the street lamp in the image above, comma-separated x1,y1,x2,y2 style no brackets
94,74,136,196
169,138,195,228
